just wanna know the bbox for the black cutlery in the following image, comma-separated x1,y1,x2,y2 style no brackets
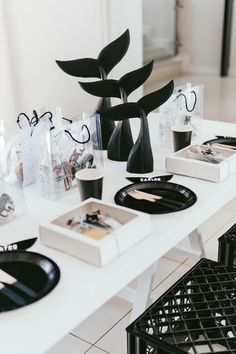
128,190,180,211
0,268,37,298
0,238,38,299
0,282,27,305
126,175,173,183
131,189,183,207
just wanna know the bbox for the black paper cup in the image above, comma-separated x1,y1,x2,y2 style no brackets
172,125,193,152
75,169,103,201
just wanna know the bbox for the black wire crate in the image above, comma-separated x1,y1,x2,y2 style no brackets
218,223,236,267
126,258,236,354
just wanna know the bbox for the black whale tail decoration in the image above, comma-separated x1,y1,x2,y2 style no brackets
56,29,130,149
79,61,154,161
78,61,154,97
55,28,174,163
56,29,130,78
100,80,174,173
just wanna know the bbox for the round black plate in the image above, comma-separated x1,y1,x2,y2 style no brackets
0,251,60,312
114,182,197,214
203,137,236,147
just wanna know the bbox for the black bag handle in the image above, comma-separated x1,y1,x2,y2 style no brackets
64,124,90,144
174,90,197,113
17,110,54,133
16,113,31,129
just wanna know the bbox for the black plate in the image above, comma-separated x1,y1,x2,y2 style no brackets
0,251,60,312
114,182,197,214
203,137,236,147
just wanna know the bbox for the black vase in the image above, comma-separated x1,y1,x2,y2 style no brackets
99,81,174,170
107,90,133,161
96,97,115,149
107,119,133,161
127,116,153,174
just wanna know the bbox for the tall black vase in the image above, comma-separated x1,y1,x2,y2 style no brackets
107,90,133,161
126,116,153,173
107,119,133,161
96,97,115,150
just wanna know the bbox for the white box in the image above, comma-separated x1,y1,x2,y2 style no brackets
39,198,151,266
166,145,236,182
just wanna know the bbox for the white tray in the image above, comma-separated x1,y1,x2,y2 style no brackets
40,198,151,266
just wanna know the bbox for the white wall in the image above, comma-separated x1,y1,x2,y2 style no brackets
107,0,143,101
0,0,16,120
1,0,106,120
143,0,176,60
143,0,175,40
177,0,224,75
1,0,143,121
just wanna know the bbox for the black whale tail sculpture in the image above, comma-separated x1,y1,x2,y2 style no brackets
79,61,154,161
100,80,174,173
55,30,130,149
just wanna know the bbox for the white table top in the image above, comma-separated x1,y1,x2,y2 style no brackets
0,115,236,354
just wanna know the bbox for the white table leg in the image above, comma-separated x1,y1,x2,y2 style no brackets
129,261,158,323
124,228,205,324
188,228,206,258
173,228,206,259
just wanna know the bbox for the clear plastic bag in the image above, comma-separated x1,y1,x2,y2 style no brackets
0,181,25,225
37,113,103,200
0,120,26,225
159,83,204,148
16,108,57,186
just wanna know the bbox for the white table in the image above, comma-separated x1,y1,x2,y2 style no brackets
0,115,236,354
